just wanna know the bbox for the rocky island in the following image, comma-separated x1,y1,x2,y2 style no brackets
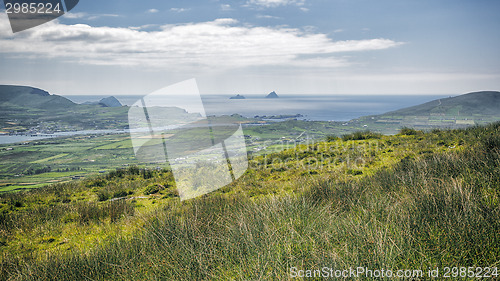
230,94,246,99
266,91,279,98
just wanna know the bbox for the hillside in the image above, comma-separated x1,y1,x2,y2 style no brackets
0,85,50,100
0,85,129,133
98,96,123,107
82,96,123,107
355,91,500,134
0,85,77,110
387,91,500,116
0,122,499,279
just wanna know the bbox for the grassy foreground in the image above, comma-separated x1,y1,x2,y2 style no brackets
0,123,499,280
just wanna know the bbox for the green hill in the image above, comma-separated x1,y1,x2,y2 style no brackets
387,91,500,116
0,85,77,110
0,85,129,132
357,91,500,134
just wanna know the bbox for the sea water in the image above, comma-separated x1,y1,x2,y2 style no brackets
64,94,450,122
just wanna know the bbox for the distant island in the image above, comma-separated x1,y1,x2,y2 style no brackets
266,91,279,99
254,114,303,120
230,94,246,100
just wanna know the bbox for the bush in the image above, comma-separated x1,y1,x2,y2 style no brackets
347,169,363,176
85,179,107,188
342,130,382,141
144,184,164,195
399,127,420,135
95,190,110,202
141,169,153,179
325,135,338,142
112,190,129,199
162,188,179,199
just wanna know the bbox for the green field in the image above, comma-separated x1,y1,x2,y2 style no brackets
0,134,141,192
3,114,500,193
0,118,368,192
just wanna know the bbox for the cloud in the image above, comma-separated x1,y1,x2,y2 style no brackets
0,16,403,70
147,9,159,13
129,24,160,31
339,72,500,82
247,0,305,8
170,8,190,13
256,14,282,19
87,14,120,20
63,12,87,19
62,12,119,20
288,57,350,68
221,4,232,11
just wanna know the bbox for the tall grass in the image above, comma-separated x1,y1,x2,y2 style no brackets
1,123,499,280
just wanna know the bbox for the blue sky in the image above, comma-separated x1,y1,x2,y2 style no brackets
0,0,499,95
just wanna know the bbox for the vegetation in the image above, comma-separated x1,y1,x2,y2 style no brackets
0,85,129,132
0,122,498,279
398,126,421,136
0,118,384,192
356,91,500,134
2,89,500,193
0,134,139,191
341,130,382,141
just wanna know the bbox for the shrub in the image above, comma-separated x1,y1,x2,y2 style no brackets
342,130,382,141
162,188,179,199
112,190,129,199
399,127,420,135
141,169,153,179
85,179,107,188
95,190,110,202
325,135,338,142
144,184,164,195
347,169,363,176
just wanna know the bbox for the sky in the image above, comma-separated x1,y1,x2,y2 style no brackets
0,0,499,96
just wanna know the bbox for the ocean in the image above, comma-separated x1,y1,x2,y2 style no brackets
64,94,450,122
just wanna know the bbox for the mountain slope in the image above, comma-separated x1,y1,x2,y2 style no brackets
0,85,129,132
0,85,77,110
386,91,500,116
356,91,500,134
99,96,123,107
